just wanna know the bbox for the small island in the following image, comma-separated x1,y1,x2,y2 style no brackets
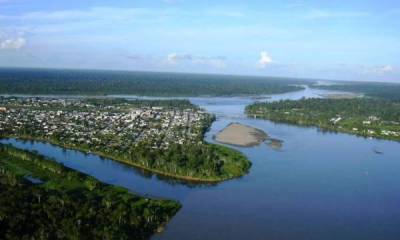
266,138,284,150
215,123,268,147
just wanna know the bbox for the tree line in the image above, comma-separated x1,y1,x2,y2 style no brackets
0,143,181,239
246,98,400,141
0,68,306,96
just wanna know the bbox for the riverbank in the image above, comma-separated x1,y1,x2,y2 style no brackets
245,98,400,142
0,143,181,239
1,135,250,183
215,123,268,147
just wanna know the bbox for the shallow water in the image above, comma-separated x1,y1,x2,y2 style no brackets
2,87,400,240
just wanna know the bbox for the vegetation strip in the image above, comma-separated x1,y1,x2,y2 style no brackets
0,143,181,239
246,98,400,141
0,68,305,96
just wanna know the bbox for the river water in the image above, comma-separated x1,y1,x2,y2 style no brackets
1,87,400,240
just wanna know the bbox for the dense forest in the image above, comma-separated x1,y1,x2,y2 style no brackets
122,142,251,181
0,68,306,96
312,82,400,102
0,143,181,239
246,98,400,141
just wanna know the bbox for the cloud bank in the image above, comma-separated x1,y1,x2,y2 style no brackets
0,37,26,50
364,65,394,74
166,53,226,68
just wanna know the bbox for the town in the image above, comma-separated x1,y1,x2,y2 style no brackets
329,115,400,138
0,96,250,181
0,97,211,150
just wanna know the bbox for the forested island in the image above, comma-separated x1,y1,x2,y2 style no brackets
0,68,306,96
246,98,400,141
0,97,250,182
0,143,181,239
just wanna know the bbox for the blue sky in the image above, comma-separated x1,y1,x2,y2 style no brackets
0,0,399,82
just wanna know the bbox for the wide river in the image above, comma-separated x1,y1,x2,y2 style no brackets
2,87,400,240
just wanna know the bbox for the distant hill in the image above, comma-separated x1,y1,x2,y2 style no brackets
0,68,309,96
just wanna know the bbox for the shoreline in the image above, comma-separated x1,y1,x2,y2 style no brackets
248,114,400,143
0,135,245,183
0,143,181,237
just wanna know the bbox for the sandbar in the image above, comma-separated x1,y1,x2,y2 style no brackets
215,123,267,147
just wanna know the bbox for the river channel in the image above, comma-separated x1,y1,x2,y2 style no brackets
2,87,400,240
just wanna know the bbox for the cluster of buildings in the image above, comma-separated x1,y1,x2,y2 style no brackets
330,115,400,138
0,97,210,151
381,130,400,137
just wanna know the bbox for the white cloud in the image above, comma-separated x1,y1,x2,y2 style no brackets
258,51,273,68
166,53,226,68
0,37,26,50
166,53,192,64
166,53,177,64
380,65,394,73
365,65,394,74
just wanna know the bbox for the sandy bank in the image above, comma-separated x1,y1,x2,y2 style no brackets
215,123,267,147
266,138,283,150
319,93,362,99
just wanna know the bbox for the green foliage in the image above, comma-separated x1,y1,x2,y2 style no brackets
126,142,251,180
0,144,181,239
246,98,400,141
0,68,306,96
